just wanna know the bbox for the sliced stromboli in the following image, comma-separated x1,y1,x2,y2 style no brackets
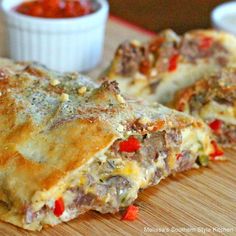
173,68,236,149
0,59,222,231
103,29,236,104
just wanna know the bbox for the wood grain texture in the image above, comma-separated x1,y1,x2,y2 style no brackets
0,18,235,236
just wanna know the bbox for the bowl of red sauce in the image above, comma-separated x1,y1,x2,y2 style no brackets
1,0,109,72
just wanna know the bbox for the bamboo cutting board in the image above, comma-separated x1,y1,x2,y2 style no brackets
0,16,235,236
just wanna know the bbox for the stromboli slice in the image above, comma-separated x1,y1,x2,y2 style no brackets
0,60,221,231
103,29,236,104
173,68,236,149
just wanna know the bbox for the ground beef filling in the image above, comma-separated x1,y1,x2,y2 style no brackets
115,42,149,76
179,37,229,65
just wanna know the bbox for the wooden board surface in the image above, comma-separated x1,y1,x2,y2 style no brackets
0,17,235,236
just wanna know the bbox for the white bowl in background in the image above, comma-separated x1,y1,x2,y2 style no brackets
1,0,109,72
211,1,236,35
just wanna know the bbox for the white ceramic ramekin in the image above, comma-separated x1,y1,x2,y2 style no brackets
1,0,109,72
211,1,236,35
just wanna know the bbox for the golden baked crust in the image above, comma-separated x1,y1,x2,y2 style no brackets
0,60,120,229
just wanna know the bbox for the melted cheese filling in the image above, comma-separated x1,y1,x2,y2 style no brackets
199,101,236,125
113,75,153,101
27,126,210,227
181,126,213,155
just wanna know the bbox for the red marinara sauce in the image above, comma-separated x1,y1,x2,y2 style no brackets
15,0,94,19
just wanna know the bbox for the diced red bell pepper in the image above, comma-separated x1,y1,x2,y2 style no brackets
177,102,185,112
210,141,224,160
176,153,183,160
119,137,141,153
53,197,65,217
168,53,179,72
149,37,165,52
199,36,213,50
139,60,151,75
152,120,165,132
122,205,139,221
208,119,222,133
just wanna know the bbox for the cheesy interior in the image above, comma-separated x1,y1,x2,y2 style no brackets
26,125,211,228
199,101,236,125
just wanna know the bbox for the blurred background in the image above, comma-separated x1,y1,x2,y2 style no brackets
0,0,235,73
109,0,231,34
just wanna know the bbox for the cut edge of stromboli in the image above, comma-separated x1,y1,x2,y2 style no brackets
0,109,215,231
172,67,236,149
